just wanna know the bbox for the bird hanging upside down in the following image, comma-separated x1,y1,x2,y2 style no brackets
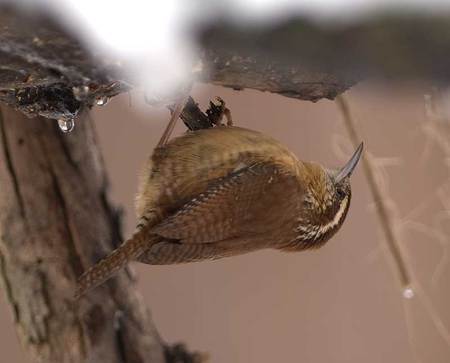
75,103,363,299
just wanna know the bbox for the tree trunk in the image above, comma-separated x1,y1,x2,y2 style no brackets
0,106,166,363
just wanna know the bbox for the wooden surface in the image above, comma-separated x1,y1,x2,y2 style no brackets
0,106,170,363
0,5,354,121
2,6,450,123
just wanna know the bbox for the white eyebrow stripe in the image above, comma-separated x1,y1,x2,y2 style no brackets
316,196,349,237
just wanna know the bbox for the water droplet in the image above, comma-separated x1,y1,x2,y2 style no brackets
96,96,109,106
58,118,75,133
113,310,124,331
403,286,414,299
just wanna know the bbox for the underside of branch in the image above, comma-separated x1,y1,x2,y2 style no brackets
3,6,450,121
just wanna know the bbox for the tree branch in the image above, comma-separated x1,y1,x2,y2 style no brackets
0,106,199,363
4,6,450,121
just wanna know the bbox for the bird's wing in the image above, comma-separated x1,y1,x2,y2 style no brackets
152,162,301,244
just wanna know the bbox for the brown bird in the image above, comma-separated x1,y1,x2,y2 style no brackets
75,126,363,298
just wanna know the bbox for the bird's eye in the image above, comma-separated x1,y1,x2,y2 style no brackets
336,188,345,199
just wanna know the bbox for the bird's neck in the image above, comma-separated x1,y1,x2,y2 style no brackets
294,193,350,249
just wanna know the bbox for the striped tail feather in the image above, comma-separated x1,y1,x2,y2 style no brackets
74,227,153,300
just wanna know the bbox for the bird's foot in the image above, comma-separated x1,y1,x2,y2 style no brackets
206,97,233,127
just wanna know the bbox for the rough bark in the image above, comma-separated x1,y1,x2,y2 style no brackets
0,106,193,363
0,5,353,122
197,14,450,91
0,6,129,121
3,6,450,122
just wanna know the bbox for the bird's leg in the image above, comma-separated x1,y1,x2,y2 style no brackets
157,95,189,147
215,97,233,126
223,107,233,126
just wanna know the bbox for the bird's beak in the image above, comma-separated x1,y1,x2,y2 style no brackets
335,142,364,183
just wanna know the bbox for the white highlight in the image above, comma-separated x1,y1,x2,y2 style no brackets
403,286,415,299
18,0,194,97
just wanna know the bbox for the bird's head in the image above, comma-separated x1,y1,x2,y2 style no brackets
296,143,363,247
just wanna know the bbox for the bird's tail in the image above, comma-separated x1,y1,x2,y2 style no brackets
74,227,153,300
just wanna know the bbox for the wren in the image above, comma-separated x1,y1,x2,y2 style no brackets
75,126,363,298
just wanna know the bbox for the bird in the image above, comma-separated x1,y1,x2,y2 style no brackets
75,125,363,299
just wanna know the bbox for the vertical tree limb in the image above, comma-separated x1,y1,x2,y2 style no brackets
0,106,166,363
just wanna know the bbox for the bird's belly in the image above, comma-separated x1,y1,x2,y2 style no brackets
138,235,273,265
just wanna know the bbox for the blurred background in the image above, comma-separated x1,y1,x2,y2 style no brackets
1,80,450,362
